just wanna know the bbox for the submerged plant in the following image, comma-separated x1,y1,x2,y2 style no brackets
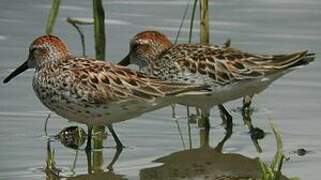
259,123,299,180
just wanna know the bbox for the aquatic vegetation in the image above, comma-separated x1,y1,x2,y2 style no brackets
259,123,299,180
45,0,61,34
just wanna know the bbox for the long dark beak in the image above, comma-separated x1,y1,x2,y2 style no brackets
117,54,130,66
3,60,29,83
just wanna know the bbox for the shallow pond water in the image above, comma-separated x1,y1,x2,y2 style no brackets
0,0,321,179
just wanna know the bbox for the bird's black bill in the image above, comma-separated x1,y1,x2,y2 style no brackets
3,60,29,83
117,54,130,66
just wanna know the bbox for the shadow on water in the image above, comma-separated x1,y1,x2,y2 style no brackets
140,124,289,180
1,1,320,179
43,120,289,180
184,104,265,153
140,147,290,180
44,137,126,180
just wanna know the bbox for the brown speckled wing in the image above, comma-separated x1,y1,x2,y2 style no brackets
161,44,314,85
57,58,203,104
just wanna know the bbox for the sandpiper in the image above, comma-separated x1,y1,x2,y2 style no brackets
118,31,315,130
3,35,210,150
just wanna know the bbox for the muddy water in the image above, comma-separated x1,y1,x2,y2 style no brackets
0,0,321,179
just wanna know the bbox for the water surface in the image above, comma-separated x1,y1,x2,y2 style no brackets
0,0,321,179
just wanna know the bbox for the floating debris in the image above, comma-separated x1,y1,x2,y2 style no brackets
250,127,265,140
56,126,87,149
291,148,312,156
297,148,307,156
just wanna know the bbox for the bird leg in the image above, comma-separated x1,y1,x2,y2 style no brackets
107,124,124,151
171,104,176,118
218,104,233,134
85,125,93,151
106,141,123,171
215,120,233,152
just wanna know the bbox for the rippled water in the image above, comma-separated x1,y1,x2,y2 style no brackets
0,0,321,179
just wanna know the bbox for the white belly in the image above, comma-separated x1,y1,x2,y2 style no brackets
178,72,284,109
32,78,178,126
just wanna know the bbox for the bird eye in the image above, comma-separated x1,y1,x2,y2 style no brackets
131,43,139,50
30,47,37,54
30,47,45,56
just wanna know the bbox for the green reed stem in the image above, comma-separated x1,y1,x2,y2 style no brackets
92,126,104,173
175,119,186,149
92,0,106,171
66,17,94,25
199,0,209,44
93,0,106,60
188,0,198,43
45,0,61,35
258,122,293,180
198,0,211,145
186,106,193,149
199,116,210,147
270,123,284,174
174,0,191,45
66,17,94,57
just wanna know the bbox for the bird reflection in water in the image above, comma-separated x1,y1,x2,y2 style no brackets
44,126,125,180
43,121,289,180
140,124,289,180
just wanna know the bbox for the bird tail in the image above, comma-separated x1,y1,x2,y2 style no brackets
269,50,315,70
